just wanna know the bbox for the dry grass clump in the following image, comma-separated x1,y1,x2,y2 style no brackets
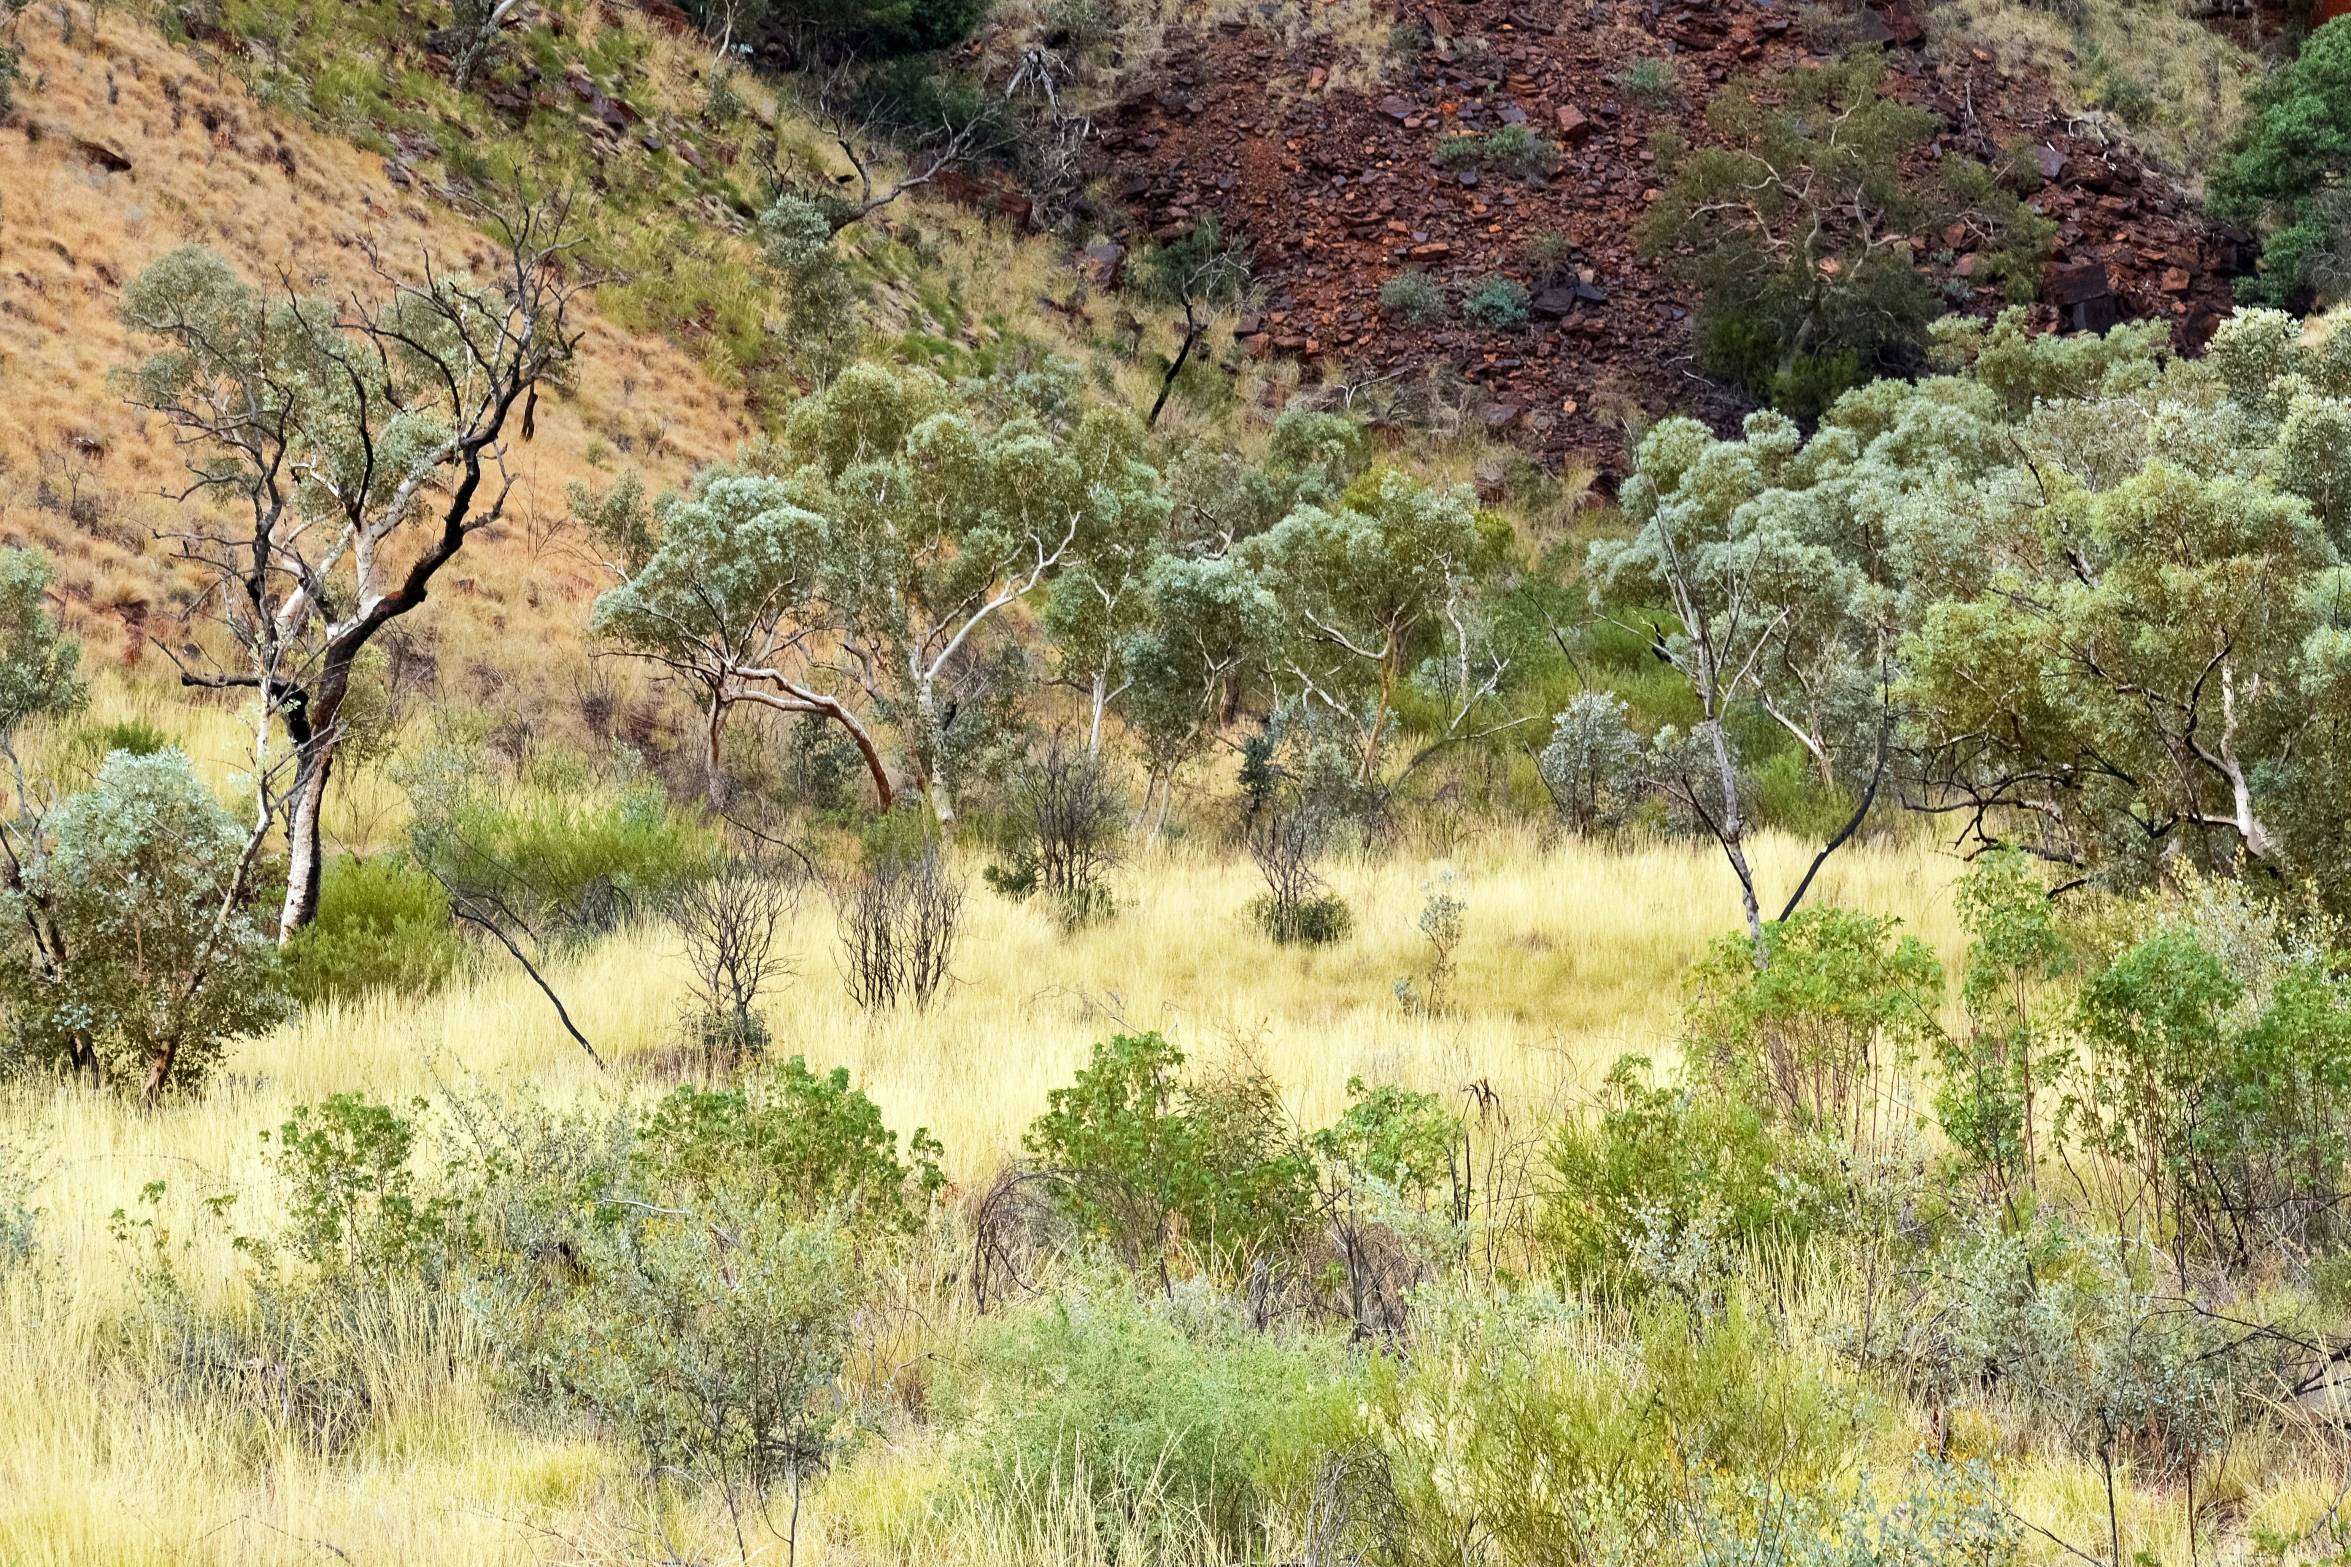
1920,0,2260,176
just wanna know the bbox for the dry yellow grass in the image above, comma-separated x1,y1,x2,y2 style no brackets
0,821,1960,1564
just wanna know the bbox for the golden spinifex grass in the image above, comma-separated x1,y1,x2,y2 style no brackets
0,829,1950,1564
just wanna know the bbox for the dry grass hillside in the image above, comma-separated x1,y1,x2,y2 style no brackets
0,7,766,677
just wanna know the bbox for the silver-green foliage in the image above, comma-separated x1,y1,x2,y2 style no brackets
0,750,291,1097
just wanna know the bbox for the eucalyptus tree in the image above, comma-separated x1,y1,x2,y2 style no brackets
1121,554,1281,837
586,470,893,810
1239,470,1484,783
116,197,582,940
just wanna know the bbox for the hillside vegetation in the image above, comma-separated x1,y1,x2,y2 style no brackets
9,0,2351,1563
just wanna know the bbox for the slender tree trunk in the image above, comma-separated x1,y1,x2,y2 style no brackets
1088,671,1109,755
1703,717,1764,958
278,742,337,943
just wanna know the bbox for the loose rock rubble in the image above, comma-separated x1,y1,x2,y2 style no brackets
1092,0,2251,472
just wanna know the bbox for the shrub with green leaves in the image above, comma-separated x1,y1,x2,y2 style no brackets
264,1095,455,1285
285,855,462,1008
636,1058,944,1234
1544,1054,1839,1290
1684,908,1944,1145
1619,56,1677,107
1933,850,2073,1193
0,749,290,1098
2070,884,2351,1267
1024,1032,1315,1284
942,1282,1360,1564
1644,49,2051,415
1380,270,1446,325
2207,17,2351,307
1461,275,1531,328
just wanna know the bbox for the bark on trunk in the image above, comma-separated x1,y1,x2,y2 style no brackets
278,741,336,943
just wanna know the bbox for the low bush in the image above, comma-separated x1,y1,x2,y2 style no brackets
941,1283,1361,1564
1246,806,1353,946
285,854,462,1009
1619,56,1677,107
637,1058,944,1234
1023,1032,1315,1285
1461,276,1531,328
1544,1055,1839,1292
1379,270,1446,325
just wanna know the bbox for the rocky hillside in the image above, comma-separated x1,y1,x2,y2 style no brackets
1092,0,2261,470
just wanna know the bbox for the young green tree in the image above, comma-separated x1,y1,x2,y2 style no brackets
0,750,290,1100
1120,554,1280,837
791,365,1166,822
116,200,581,941
587,470,894,810
1240,470,1483,782
2207,18,2351,308
1934,850,2072,1195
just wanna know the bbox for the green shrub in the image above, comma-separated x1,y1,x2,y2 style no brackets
1646,51,2050,408
1619,56,1677,107
2071,890,2351,1267
1024,1032,1315,1283
1544,1055,1835,1290
1684,908,1944,1144
942,1284,1359,1564
1248,890,1354,945
264,1094,454,1285
1434,132,1485,166
636,1057,944,1233
1379,270,1446,325
1461,275,1531,328
2208,17,2351,306
285,855,461,1008
410,771,716,941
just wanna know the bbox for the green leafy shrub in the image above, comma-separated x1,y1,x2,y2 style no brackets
1380,270,1446,325
1934,850,2073,1193
1619,56,1677,107
636,1058,944,1233
1461,275,1531,328
1023,1032,1315,1283
285,855,461,1008
942,1283,1359,1564
1684,908,1944,1145
264,1095,455,1285
1544,1055,1837,1290
2070,886,2351,1267
2207,17,2351,306
0,749,290,1097
408,768,716,942
1645,50,2050,411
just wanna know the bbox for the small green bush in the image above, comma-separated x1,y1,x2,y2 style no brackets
1024,1032,1315,1281
1380,270,1447,325
285,855,461,1008
1544,1055,1837,1290
1249,890,1354,945
1619,56,1677,107
1461,276,1531,328
1481,122,1558,178
942,1283,1360,1564
637,1058,944,1234
1434,132,1485,166
2207,16,2351,306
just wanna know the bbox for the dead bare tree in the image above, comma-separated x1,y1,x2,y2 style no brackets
118,189,585,941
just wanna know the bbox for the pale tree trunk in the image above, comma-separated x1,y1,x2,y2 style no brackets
1703,716,1764,959
1088,671,1109,755
278,744,336,943
913,666,956,825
